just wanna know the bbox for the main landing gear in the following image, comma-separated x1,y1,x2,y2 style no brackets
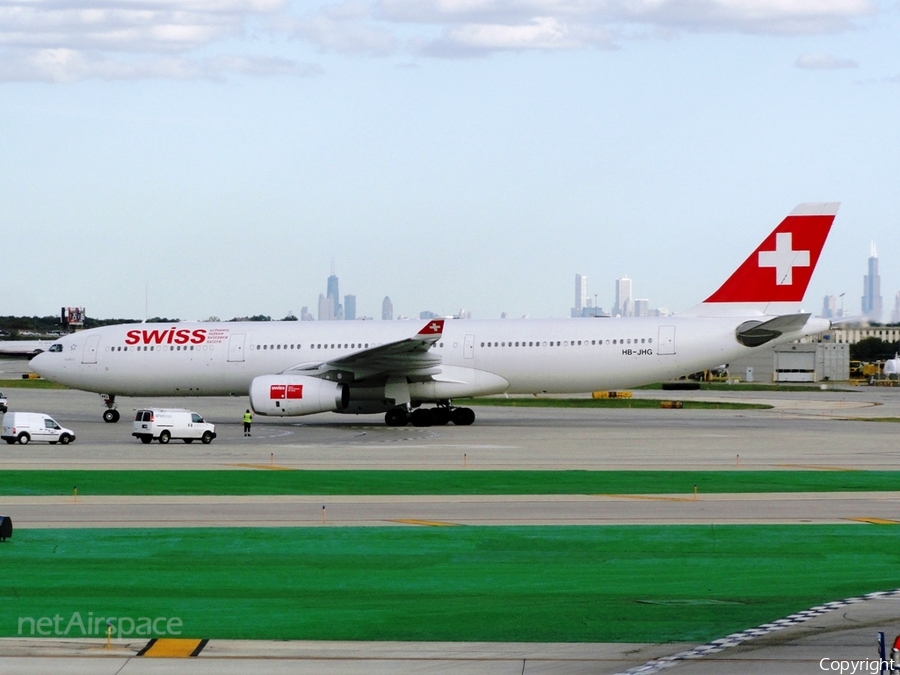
384,405,475,427
101,394,120,423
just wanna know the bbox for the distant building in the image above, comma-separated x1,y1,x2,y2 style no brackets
614,277,633,317
420,310,437,320
572,274,587,317
893,292,900,324
822,294,838,319
344,295,356,321
300,306,314,321
455,309,471,319
861,243,883,322
317,293,334,321
382,296,393,320
633,299,649,317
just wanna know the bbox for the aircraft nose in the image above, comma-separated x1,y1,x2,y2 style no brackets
29,351,51,377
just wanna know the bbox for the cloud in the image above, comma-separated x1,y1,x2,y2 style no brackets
795,53,858,69
0,47,321,82
0,0,879,77
284,2,397,55
0,0,319,82
415,17,618,56
387,0,875,57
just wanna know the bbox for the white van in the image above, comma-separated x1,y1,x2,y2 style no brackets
2,412,76,445
132,409,216,445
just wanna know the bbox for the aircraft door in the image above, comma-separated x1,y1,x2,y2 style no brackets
464,334,475,359
657,326,675,355
228,333,246,363
82,335,100,364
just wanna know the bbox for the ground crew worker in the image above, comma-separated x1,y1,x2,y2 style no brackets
243,409,252,436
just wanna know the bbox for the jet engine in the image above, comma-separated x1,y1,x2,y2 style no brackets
250,375,349,416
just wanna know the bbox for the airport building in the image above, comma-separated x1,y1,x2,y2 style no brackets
727,342,849,383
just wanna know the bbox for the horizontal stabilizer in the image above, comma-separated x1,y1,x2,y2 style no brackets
736,313,811,347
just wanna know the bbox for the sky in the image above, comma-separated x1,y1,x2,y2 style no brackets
2,0,899,322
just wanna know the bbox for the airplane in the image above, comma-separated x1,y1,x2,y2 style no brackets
31,202,838,427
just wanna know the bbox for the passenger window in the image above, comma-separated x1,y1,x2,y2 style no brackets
192,414,203,423
45,419,59,429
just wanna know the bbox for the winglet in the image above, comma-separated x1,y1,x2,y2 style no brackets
417,319,445,338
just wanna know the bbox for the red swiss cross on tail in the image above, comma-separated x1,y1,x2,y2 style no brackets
703,203,838,304
417,319,445,337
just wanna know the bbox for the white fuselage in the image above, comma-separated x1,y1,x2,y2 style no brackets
30,315,825,402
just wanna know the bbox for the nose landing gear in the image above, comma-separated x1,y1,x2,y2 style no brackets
101,394,120,423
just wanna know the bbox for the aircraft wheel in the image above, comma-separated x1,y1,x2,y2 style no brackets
432,408,451,425
158,430,171,444
410,408,434,427
451,407,476,426
103,409,120,423
384,408,409,427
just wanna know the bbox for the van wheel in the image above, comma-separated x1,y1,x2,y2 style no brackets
140,436,152,444
17,433,30,445
201,431,213,445
158,430,171,444
183,439,194,444
60,435,72,445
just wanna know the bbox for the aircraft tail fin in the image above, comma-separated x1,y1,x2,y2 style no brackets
683,202,838,317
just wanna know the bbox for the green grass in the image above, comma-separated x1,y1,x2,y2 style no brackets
3,470,899,497
460,397,770,410
0,379,67,389
2,525,899,643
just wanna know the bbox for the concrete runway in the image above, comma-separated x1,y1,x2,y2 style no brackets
3,383,900,673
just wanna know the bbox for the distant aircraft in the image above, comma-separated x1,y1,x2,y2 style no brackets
0,340,55,357
31,203,838,427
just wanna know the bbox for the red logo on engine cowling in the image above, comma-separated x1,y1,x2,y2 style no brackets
270,384,303,400
125,328,207,346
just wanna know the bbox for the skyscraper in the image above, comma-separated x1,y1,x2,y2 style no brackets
892,292,900,324
326,261,343,321
344,295,356,321
614,277,633,317
822,294,837,319
861,243,883,323
382,296,393,320
573,274,587,317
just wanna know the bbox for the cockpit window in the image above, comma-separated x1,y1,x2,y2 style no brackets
49,344,63,352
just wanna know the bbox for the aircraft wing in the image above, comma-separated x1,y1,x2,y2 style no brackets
283,319,445,382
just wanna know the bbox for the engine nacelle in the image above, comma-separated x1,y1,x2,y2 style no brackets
250,375,349,416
